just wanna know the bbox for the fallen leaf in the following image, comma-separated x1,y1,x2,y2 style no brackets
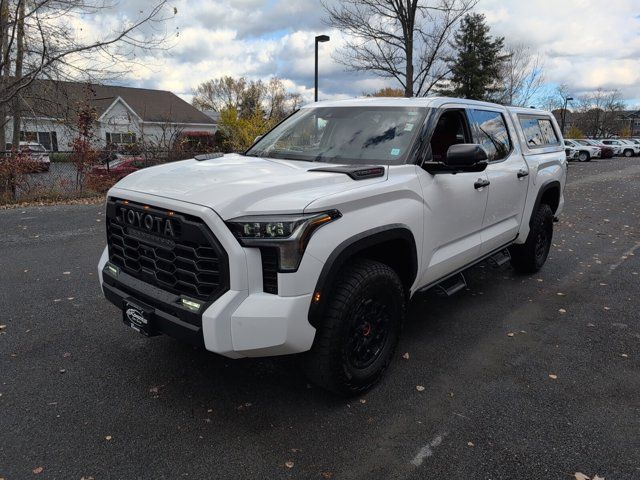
33,467,44,474
573,473,589,480
105,435,112,441
402,352,410,360
62,271,71,275
559,308,566,314
290,448,302,453
548,374,558,380
467,441,475,447
63,352,71,358
587,323,595,327
59,368,66,374
149,387,159,394
359,398,367,404
284,461,294,469
416,385,425,392
507,332,515,337
0,325,6,330
556,292,566,296
321,472,334,479
621,354,628,358
603,307,610,311
593,475,605,480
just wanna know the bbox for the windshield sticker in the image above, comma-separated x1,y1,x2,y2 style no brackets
390,148,401,156
404,123,414,132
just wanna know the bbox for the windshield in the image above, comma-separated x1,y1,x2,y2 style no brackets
246,106,428,165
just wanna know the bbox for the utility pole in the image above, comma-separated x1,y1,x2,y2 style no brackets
561,96,573,135
314,35,330,102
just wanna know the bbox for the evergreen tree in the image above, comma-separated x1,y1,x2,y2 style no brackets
439,13,508,100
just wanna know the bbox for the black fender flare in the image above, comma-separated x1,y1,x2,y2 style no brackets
529,179,561,226
307,224,418,328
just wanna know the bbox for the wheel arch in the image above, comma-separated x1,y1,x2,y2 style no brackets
308,225,418,328
531,180,561,224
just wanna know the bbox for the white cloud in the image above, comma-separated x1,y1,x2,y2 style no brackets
69,0,640,105
480,0,640,101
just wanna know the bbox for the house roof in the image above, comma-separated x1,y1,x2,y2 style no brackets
17,78,214,125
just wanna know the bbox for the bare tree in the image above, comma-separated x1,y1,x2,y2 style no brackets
574,88,626,138
192,76,251,112
0,0,176,148
493,43,544,107
323,0,476,97
192,76,301,120
538,83,571,112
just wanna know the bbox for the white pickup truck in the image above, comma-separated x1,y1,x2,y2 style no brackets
98,97,567,395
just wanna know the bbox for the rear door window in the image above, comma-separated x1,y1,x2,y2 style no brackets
518,115,561,148
469,109,512,161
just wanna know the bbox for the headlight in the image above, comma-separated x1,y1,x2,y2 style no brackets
226,210,341,272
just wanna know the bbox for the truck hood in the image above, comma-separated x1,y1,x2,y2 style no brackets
112,153,387,219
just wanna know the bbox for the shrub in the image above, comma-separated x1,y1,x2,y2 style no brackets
566,126,585,139
50,152,73,163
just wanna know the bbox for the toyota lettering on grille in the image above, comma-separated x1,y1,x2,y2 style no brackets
118,206,176,238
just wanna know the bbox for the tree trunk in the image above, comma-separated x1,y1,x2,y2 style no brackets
11,0,25,148
405,55,414,98
0,1,10,152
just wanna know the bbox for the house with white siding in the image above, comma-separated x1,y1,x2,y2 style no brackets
4,79,217,151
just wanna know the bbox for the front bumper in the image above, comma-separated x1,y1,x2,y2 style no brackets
98,188,317,358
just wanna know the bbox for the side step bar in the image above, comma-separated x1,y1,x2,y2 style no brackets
435,273,467,297
487,248,511,268
429,248,512,297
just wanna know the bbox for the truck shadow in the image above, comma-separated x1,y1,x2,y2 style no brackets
122,261,519,413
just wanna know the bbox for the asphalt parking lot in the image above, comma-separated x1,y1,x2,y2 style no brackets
1,157,639,480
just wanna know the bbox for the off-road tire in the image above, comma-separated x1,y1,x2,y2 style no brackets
302,259,405,396
509,204,554,274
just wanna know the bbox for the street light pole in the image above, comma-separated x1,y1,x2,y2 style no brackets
314,35,330,102
561,96,574,135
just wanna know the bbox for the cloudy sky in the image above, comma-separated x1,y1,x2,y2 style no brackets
106,0,640,107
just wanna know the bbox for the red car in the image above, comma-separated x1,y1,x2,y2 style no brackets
87,155,145,191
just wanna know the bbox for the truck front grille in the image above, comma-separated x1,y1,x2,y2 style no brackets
106,198,229,303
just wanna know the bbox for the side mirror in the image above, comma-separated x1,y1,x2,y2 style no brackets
444,144,488,168
423,144,488,173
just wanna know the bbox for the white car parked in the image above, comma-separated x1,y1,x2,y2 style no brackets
600,139,639,157
3,141,51,171
564,139,600,162
565,146,580,161
98,97,567,395
575,138,620,157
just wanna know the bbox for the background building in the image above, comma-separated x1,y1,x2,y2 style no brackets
3,79,217,151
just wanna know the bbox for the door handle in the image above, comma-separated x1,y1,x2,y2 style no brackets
517,169,529,179
474,178,490,189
